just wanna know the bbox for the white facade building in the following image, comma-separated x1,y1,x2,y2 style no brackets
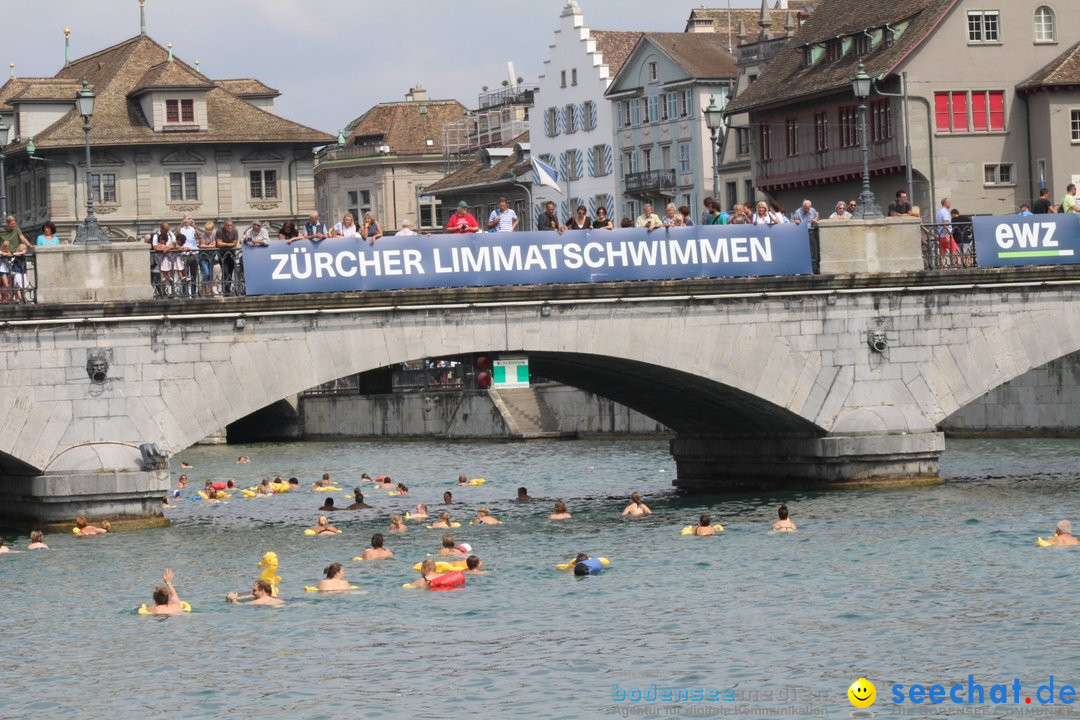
529,1,640,225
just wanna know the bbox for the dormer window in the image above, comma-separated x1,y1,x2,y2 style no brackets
804,48,813,66
166,99,194,123
826,39,844,62
854,34,870,55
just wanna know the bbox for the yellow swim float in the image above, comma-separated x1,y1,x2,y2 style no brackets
427,522,462,529
412,560,467,573
304,528,343,535
1036,537,1054,547
304,585,359,592
681,524,724,535
468,478,486,486
138,601,192,614
313,486,342,492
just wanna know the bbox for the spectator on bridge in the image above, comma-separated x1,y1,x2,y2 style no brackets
397,219,418,236
1032,188,1055,214
622,492,652,516
661,203,684,227
361,212,383,246
213,219,240,295
550,499,572,520
619,217,633,228
36,220,60,246
362,533,394,560
592,206,614,230
177,216,200,296
1061,184,1078,214
566,204,592,230
0,216,29,301
487,196,519,232
537,201,561,232
847,199,858,215
294,212,328,242
679,205,694,226
278,220,299,241
951,208,974,267
197,221,218,297
727,204,750,225
700,197,717,226
447,201,480,234
771,504,796,532
516,486,532,502
2,236,29,303
751,201,775,226
770,201,790,223
332,212,361,238
147,222,177,295
936,198,959,264
243,220,270,247
888,189,916,218
146,568,187,615
828,201,852,220
635,203,663,231
791,199,820,226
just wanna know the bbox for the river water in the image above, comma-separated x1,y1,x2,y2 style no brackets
2,437,1078,719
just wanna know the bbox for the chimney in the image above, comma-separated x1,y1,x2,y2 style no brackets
405,85,428,102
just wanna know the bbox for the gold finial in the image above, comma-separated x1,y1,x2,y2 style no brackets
139,0,145,6
64,27,71,37
167,42,173,61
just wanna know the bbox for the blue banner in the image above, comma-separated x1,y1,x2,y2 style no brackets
973,214,1080,267
242,224,813,296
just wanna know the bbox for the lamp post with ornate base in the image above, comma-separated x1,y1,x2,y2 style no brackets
73,78,109,245
852,62,883,219
0,119,9,219
703,96,724,203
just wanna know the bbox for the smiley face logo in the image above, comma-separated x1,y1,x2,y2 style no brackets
848,678,876,708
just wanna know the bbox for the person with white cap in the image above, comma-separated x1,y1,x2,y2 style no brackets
1046,519,1079,546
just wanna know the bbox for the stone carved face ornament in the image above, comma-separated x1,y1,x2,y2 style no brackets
867,329,888,353
86,350,109,384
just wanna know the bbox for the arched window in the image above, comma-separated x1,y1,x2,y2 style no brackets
1034,6,1055,42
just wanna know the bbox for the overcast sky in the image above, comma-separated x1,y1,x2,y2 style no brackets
3,0,769,133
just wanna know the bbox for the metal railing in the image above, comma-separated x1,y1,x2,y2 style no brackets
151,248,245,299
2,251,37,304
920,222,977,270
625,169,677,195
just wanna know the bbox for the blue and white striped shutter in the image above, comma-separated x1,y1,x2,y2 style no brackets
575,104,584,133
556,107,565,134
543,110,551,136
559,200,569,220
606,194,615,219
575,149,584,180
589,196,598,218
604,144,613,175
590,102,598,130
587,147,596,177
559,152,568,180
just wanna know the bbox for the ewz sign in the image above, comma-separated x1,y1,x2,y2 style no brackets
974,214,1080,267
243,224,813,295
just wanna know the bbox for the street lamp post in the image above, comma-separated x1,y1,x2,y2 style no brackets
74,78,109,245
0,119,9,219
852,61,882,219
703,95,725,203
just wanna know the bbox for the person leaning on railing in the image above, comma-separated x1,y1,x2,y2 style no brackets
213,219,240,296
197,221,217,297
0,215,29,302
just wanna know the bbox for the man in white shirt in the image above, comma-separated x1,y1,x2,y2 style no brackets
396,219,418,236
176,215,199,296
635,203,663,231
243,220,269,246
487,197,519,232
791,199,820,226
936,197,958,262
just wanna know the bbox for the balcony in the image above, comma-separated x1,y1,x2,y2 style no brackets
478,85,538,111
316,143,394,164
624,169,677,197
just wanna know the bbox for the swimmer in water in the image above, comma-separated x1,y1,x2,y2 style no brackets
1045,519,1080,546
362,533,394,560
0,537,8,553
147,568,186,615
74,516,108,536
412,503,429,520
549,500,572,520
180,462,193,469
177,475,188,489
407,558,437,589
516,487,532,502
346,489,371,510
256,479,270,496
308,516,340,535
394,483,409,496
360,473,373,483
430,511,454,529
27,530,48,550
473,508,501,525
622,492,652,516
437,533,465,557
316,562,352,592
288,477,300,487
772,504,796,532
694,514,717,537
443,491,453,505
377,476,394,490
236,456,251,464
320,497,339,512
465,555,489,574
227,579,285,606
314,473,331,488
457,474,468,486
389,514,407,533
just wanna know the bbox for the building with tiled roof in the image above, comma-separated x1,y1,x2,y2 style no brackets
530,2,642,226
684,2,812,46
721,0,1078,216
0,30,333,239
604,31,738,221
423,132,533,231
314,87,468,233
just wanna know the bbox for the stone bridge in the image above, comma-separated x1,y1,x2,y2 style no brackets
2,265,1080,525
